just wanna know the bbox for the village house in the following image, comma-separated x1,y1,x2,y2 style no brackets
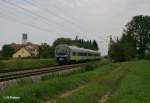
10,42,39,58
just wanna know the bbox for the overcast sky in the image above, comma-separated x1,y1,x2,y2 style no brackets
0,0,150,55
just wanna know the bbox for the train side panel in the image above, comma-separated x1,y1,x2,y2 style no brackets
55,44,101,64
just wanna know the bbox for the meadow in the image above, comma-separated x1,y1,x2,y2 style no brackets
0,60,149,103
0,59,57,72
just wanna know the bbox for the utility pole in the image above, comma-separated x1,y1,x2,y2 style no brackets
108,35,113,62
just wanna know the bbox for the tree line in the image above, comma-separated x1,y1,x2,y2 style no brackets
108,15,150,62
39,36,99,58
0,36,99,58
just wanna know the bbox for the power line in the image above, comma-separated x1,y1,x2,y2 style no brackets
0,2,73,34
41,0,87,30
0,0,89,36
42,0,82,22
23,0,84,31
0,5,59,33
1,0,71,31
0,11,56,33
0,5,37,22
26,0,87,32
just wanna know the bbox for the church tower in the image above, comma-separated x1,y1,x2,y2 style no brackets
22,33,28,44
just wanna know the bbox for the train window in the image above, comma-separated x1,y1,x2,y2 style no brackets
77,52,87,56
56,48,68,55
95,53,100,56
83,53,87,56
73,52,76,56
88,53,92,56
97,54,100,56
78,53,82,56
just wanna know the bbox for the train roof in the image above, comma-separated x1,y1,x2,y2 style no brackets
56,44,100,54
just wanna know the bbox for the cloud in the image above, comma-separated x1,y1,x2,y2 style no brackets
0,0,150,55
21,4,40,12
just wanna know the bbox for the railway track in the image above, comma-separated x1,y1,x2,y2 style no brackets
0,63,86,82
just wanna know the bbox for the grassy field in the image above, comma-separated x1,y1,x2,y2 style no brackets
0,59,57,72
0,60,149,103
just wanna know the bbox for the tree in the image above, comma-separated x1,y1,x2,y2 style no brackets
110,42,125,62
108,15,150,61
52,38,73,48
108,33,136,62
120,33,136,60
39,43,52,58
124,15,150,58
108,36,114,62
2,45,14,57
93,40,99,50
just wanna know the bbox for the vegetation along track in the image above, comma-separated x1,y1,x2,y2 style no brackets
0,63,87,82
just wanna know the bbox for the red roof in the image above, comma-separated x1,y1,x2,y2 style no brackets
10,42,39,52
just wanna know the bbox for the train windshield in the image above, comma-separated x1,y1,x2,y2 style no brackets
55,46,69,55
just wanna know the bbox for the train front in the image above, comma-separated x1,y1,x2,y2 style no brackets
55,45,70,64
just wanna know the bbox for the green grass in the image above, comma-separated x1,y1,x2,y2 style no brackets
0,60,110,103
56,60,150,103
0,59,57,72
0,60,149,103
56,61,132,103
109,60,150,103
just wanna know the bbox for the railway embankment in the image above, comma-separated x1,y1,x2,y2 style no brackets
0,60,107,102
0,60,149,103
0,59,57,73
0,63,89,89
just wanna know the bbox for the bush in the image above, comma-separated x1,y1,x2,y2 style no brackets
0,61,5,68
145,52,150,60
0,57,10,60
82,60,108,72
83,62,98,71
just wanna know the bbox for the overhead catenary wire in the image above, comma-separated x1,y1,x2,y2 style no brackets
0,4,59,33
40,0,88,31
0,5,58,30
0,0,91,36
28,0,88,32
1,0,75,32
35,0,84,25
0,11,56,33
23,0,84,31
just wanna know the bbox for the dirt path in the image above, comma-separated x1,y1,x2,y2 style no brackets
59,86,85,98
45,62,132,103
98,92,110,103
45,85,85,103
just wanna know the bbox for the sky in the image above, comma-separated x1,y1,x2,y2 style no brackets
0,0,150,55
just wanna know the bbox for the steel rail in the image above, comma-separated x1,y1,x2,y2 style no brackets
0,63,86,82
